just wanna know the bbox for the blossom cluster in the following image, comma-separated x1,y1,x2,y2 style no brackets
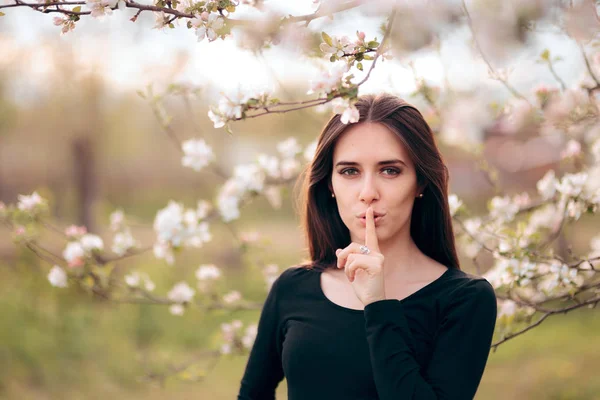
220,319,258,355
216,137,316,222
153,200,212,265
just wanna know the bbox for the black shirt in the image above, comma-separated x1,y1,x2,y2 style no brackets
237,265,497,400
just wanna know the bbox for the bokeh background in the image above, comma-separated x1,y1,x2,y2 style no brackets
1,1,600,399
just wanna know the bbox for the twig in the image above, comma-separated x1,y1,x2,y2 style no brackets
461,0,532,106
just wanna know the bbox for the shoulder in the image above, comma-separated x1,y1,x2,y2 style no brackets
441,269,497,313
271,264,314,291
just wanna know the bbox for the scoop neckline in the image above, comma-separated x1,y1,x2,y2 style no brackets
316,267,455,314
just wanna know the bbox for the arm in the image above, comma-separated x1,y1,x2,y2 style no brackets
364,279,497,400
237,275,286,400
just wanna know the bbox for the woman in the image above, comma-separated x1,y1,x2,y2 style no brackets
237,94,497,400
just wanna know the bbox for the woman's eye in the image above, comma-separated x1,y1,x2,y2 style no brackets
339,168,400,176
340,168,358,175
383,168,400,176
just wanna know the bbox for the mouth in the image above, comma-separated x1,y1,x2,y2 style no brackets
358,215,384,225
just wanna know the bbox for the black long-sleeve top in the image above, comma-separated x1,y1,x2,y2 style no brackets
237,265,497,400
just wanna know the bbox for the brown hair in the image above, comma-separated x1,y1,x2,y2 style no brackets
295,93,460,272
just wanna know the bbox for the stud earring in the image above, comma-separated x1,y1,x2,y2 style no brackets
331,192,335,198
418,193,423,198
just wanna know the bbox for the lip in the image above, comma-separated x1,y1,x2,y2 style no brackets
357,212,385,218
358,215,384,226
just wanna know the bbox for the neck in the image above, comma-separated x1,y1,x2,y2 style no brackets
372,228,424,280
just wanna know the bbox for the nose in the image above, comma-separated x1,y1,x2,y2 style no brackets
358,174,379,204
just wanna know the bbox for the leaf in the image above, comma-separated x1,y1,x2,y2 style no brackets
72,6,81,12
363,54,374,60
0,11,5,16
321,31,333,47
169,23,175,29
136,90,146,99
329,55,336,62
357,62,363,71
367,41,379,48
540,49,550,61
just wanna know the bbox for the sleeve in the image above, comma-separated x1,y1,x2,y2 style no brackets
237,271,287,400
364,278,497,400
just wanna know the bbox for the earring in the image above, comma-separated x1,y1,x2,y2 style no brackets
418,193,423,198
331,192,335,198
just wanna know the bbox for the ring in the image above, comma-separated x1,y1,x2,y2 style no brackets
359,245,370,255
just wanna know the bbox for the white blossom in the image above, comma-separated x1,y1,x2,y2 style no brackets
168,281,195,304
223,290,242,304
80,234,104,252
537,170,558,200
303,140,318,162
220,343,232,354
241,323,258,349
208,109,227,128
192,13,224,42
153,11,169,30
63,242,85,267
109,209,125,232
112,229,137,256
331,97,360,124
555,172,588,197
181,139,214,172
233,164,265,193
196,264,221,280
169,304,185,316
560,139,582,159
448,194,463,217
196,200,212,220
48,265,68,288
218,193,241,222
257,154,280,178
153,242,175,265
280,158,300,180
319,35,354,57
489,196,519,222
277,137,301,159
125,271,141,287
307,62,349,95
154,201,184,245
17,191,46,212
497,299,517,318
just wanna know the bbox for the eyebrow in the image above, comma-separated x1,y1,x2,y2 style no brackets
335,159,407,167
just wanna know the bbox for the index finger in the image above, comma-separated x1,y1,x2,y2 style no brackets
364,206,379,252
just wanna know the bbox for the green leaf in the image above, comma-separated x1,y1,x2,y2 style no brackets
321,31,333,47
187,20,192,29
363,54,374,60
540,49,550,61
329,55,336,62
367,41,379,48
357,62,363,71
136,90,146,99
0,11,5,16
72,6,81,12
169,23,175,29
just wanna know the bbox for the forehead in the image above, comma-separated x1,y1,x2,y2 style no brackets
332,122,411,163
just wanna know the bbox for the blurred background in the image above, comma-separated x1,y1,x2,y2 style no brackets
1,1,600,399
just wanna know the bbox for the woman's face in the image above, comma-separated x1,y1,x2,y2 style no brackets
330,122,421,245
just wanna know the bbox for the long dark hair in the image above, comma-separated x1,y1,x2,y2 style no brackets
295,93,460,272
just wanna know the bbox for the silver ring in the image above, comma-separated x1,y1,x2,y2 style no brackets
359,245,370,255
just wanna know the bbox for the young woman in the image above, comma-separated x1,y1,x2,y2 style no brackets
237,93,498,400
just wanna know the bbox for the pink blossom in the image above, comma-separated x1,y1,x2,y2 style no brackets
65,225,87,238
